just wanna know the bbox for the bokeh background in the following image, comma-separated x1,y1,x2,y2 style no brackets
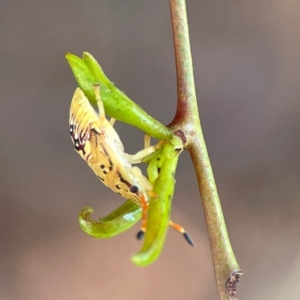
1,0,300,299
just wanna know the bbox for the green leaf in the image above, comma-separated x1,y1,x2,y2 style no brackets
66,52,172,140
131,137,183,266
79,200,141,239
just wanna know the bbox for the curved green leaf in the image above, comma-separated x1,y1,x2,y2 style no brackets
79,200,141,239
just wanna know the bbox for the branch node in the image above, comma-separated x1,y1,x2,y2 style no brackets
172,129,187,146
226,270,243,299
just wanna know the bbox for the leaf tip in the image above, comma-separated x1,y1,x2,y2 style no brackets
130,253,147,268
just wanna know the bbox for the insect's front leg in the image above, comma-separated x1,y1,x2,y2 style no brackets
109,118,116,126
93,84,107,123
127,135,166,164
144,135,166,151
144,135,151,148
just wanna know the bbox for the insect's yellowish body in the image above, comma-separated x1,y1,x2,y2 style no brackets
69,87,157,209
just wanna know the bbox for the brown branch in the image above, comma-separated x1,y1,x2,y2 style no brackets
168,0,242,299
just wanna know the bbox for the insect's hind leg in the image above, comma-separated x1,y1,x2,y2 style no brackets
169,220,195,246
136,211,195,246
136,195,149,240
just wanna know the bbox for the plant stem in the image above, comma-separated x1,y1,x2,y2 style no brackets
168,0,242,299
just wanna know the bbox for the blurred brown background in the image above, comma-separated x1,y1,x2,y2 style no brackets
1,0,300,299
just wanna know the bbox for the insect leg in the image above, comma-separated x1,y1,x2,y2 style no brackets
127,141,165,164
127,147,156,164
169,220,195,246
127,137,166,164
144,135,151,148
110,118,116,126
93,84,107,123
136,195,149,240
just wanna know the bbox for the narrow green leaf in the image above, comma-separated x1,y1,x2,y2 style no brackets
65,52,172,140
131,137,183,266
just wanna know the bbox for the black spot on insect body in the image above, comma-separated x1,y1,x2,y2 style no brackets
70,124,87,155
100,163,112,175
115,185,121,189
70,126,76,141
156,157,161,161
157,168,161,174
73,138,86,155
130,185,138,193
99,144,113,171
73,138,79,149
100,159,114,172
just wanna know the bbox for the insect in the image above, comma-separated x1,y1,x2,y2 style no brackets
69,86,194,245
